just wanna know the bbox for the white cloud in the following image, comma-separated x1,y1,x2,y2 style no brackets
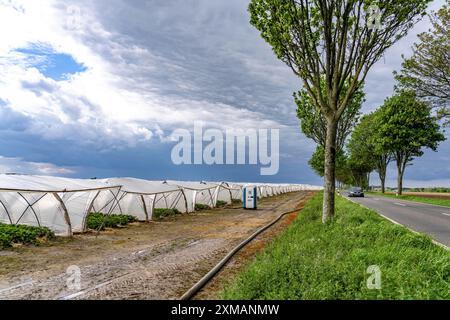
0,156,75,175
0,0,283,153
0,0,447,182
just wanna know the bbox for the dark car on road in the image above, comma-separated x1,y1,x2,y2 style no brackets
348,187,364,197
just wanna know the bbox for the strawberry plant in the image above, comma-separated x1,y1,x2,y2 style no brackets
0,223,55,248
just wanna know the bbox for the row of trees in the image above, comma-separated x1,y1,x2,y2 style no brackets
302,89,446,196
249,0,449,223
347,91,445,195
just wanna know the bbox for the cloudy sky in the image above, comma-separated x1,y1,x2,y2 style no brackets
0,0,448,187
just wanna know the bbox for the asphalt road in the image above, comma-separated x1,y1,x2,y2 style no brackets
345,194,450,247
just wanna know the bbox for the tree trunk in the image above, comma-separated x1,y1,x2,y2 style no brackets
379,169,386,194
380,175,386,194
377,156,389,194
397,163,403,196
366,173,370,190
323,119,338,223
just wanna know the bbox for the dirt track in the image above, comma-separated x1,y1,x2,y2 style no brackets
0,191,315,300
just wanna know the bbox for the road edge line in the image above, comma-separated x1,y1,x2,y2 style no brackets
342,196,449,251
366,193,450,210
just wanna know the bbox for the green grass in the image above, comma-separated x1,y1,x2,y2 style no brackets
0,223,55,249
368,192,450,207
86,213,137,230
153,208,181,220
222,193,450,300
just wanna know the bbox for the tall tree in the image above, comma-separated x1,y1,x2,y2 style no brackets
249,0,432,223
295,78,365,152
347,112,392,193
395,1,450,125
377,91,446,195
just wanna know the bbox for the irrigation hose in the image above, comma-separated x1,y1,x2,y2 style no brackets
180,208,301,300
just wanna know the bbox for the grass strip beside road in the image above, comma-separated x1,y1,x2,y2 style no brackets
222,193,450,300
367,192,450,208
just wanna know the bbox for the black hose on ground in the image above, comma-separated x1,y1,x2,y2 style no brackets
180,208,300,300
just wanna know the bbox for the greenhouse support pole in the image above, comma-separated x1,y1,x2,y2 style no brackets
180,189,189,214
53,192,73,237
141,195,149,222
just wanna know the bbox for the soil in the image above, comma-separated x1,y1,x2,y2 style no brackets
0,191,315,300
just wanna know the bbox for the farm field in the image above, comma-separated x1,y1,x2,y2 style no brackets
402,192,450,199
0,191,315,300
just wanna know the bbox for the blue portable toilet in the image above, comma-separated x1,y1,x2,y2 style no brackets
243,186,257,209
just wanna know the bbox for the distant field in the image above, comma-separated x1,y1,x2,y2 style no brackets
402,192,450,200
368,192,450,207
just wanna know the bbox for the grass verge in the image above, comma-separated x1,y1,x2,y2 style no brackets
222,193,450,300
367,192,450,207
0,223,55,249
86,213,137,230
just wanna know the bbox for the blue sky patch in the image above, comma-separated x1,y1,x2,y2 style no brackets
16,46,87,81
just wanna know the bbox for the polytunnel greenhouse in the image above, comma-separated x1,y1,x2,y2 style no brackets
0,174,321,236
0,174,121,236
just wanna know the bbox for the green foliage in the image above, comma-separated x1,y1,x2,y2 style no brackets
195,204,211,211
377,92,445,163
222,193,450,300
86,213,137,231
375,91,445,194
248,0,431,115
395,1,450,125
216,200,228,208
0,223,55,248
152,208,181,220
347,112,392,191
295,78,365,151
308,146,350,184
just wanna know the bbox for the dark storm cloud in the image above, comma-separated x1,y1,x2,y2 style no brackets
1,0,448,186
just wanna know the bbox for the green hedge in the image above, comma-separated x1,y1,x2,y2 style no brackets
153,208,181,220
86,213,137,230
0,223,55,248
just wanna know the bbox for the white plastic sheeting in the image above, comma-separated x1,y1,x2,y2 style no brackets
163,181,238,211
0,175,121,236
92,178,189,221
0,174,322,236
